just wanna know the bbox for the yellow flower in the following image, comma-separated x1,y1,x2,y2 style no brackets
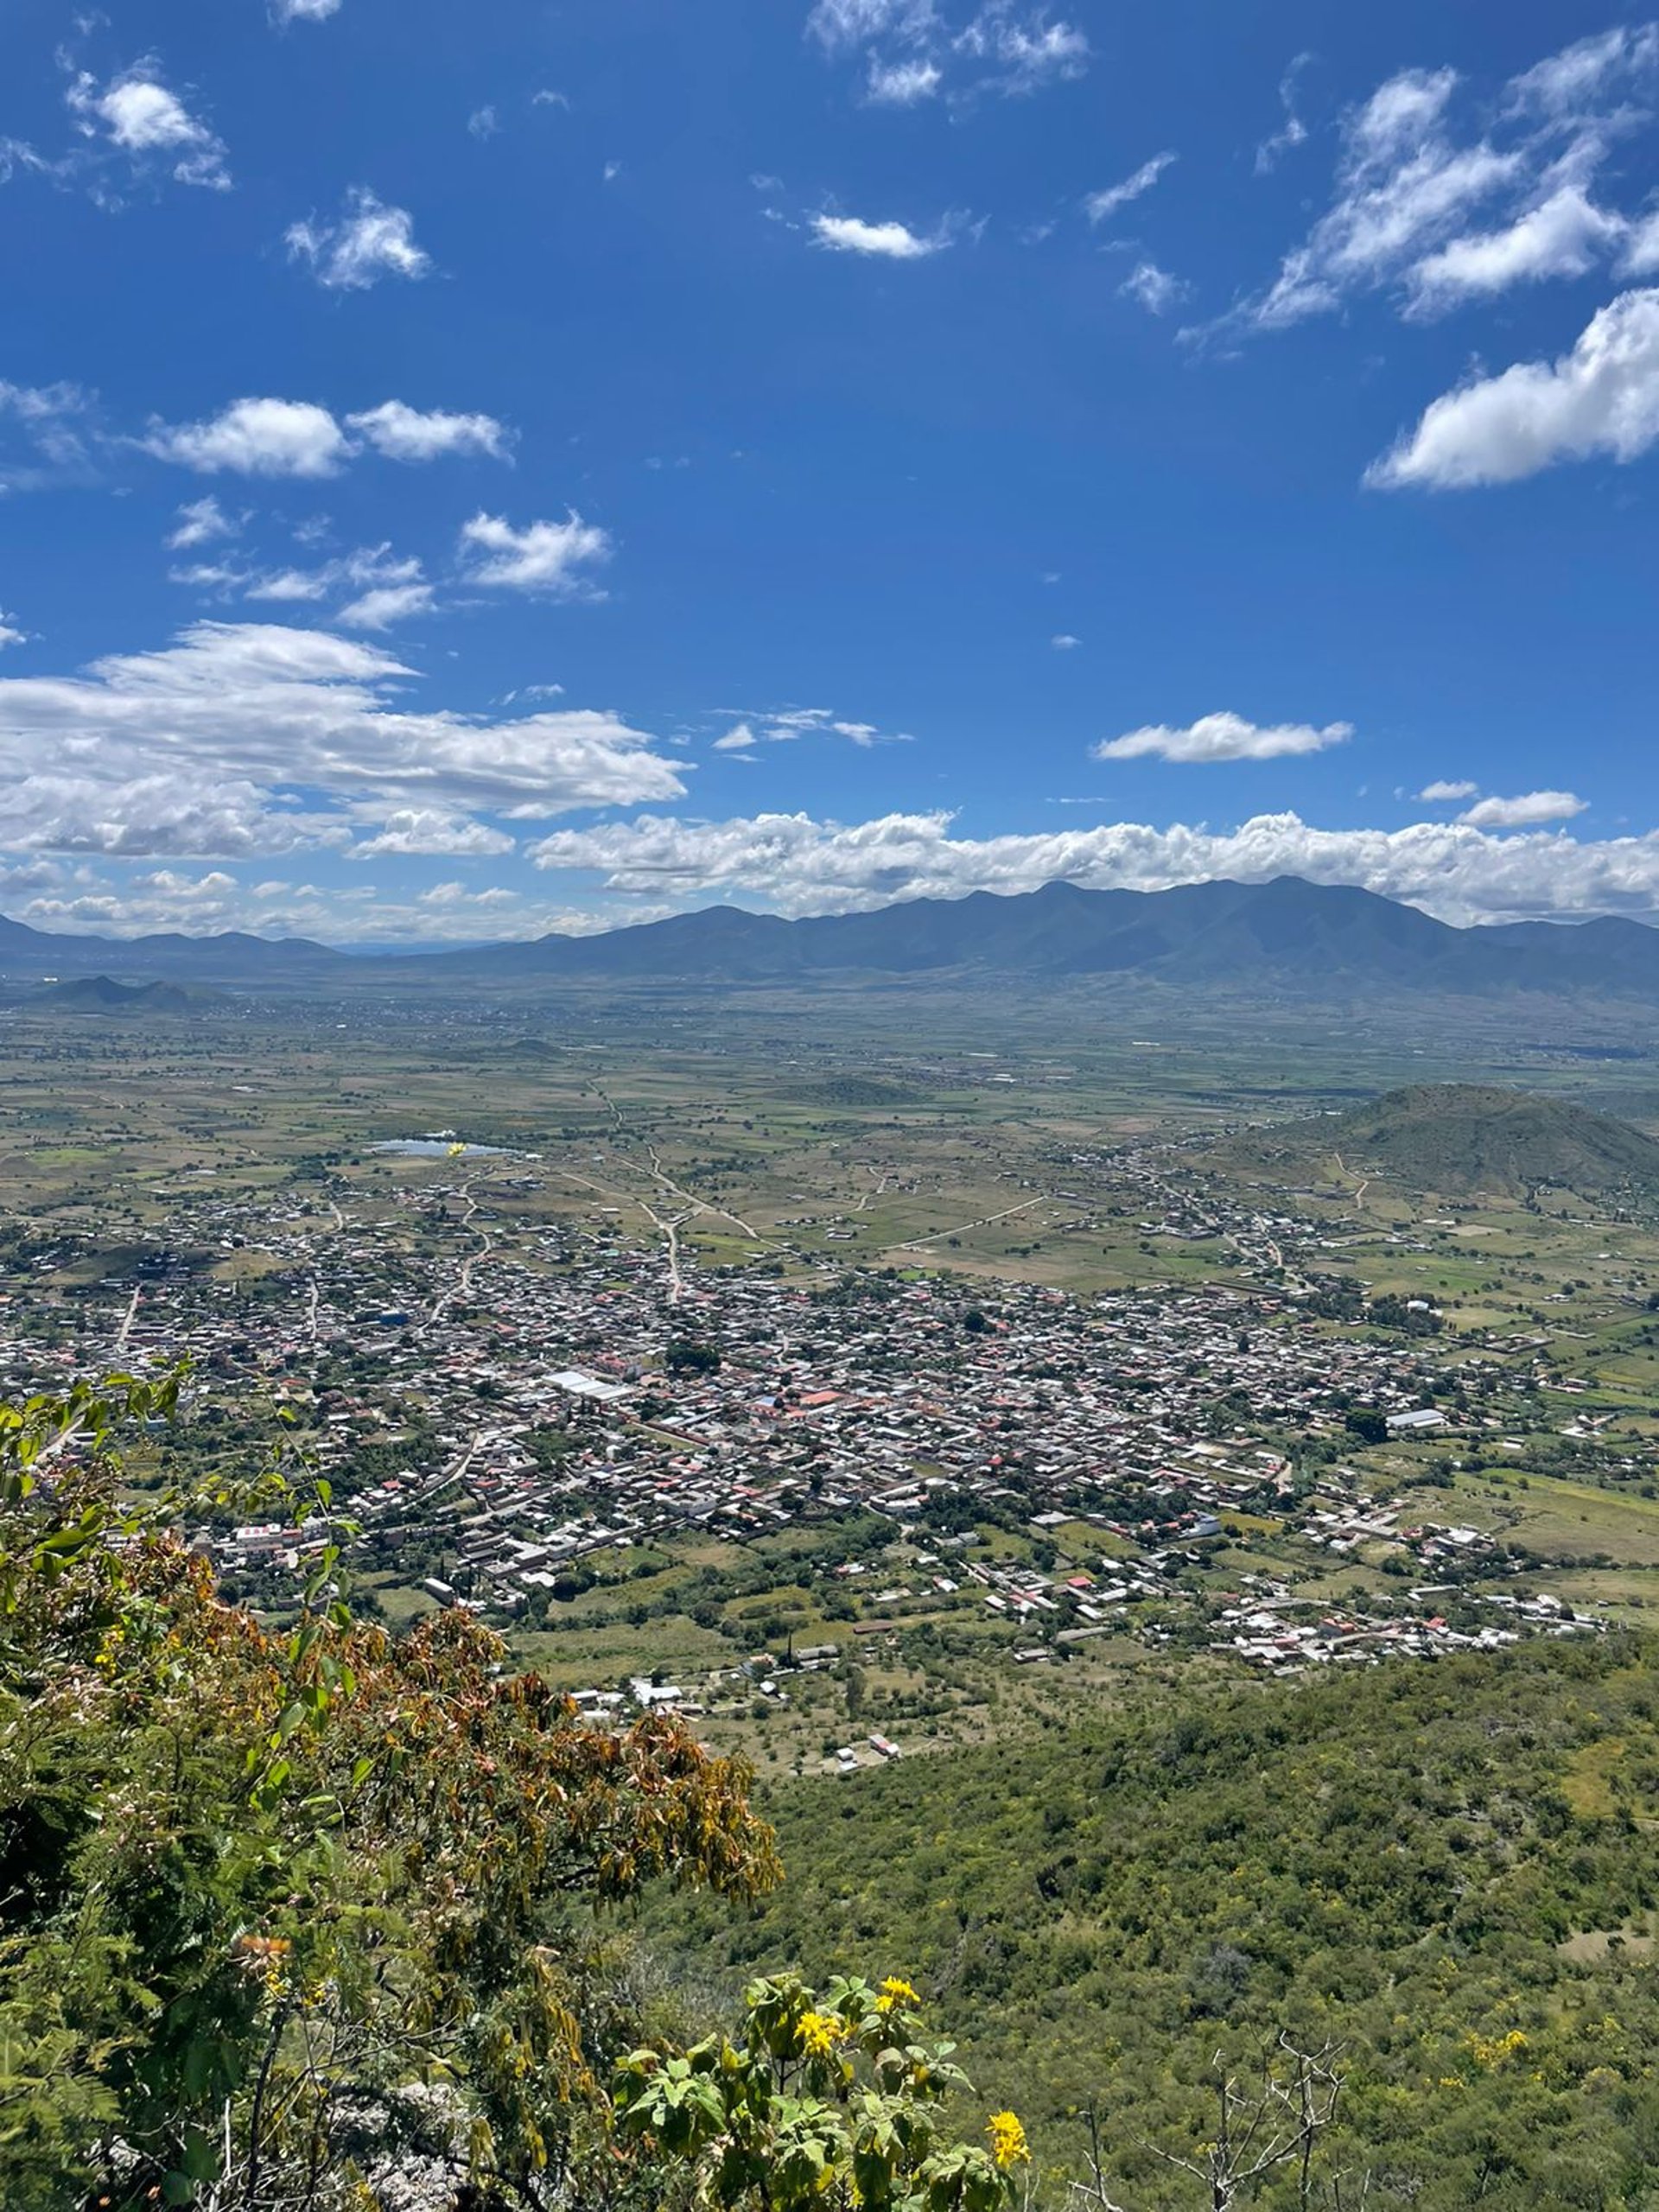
987,2112,1029,2170
799,2011,842,2058
876,1977,919,2015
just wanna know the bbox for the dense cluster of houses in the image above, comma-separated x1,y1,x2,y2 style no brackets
0,1152,1607,1694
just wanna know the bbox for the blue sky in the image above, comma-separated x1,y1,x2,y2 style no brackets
3,0,1659,941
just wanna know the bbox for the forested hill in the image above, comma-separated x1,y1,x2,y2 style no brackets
649,1637,1659,2209
1219,1082,1659,1198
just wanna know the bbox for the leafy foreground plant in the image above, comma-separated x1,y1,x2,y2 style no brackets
613,1972,1028,2212
0,1370,784,2209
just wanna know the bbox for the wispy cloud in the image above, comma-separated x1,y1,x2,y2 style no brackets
1084,151,1176,226
1221,29,1659,339
1120,260,1186,315
1255,53,1313,174
286,188,431,289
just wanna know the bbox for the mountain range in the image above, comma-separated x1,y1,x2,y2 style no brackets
6,877,1659,998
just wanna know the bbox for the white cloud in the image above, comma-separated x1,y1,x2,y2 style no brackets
807,0,1083,105
1084,152,1176,226
245,568,331,603
458,511,613,595
0,612,27,650
1225,29,1659,338
272,0,342,21
286,188,431,289
956,6,1089,92
1050,633,1080,650
1092,711,1352,765
1624,208,1659,275
66,61,231,191
1418,779,1478,801
143,396,506,479
807,0,937,53
1405,185,1624,315
0,622,683,861
467,105,499,139
334,582,435,630
1504,25,1659,117
1120,261,1185,315
1255,53,1313,174
1369,288,1659,488
812,213,948,257
166,496,238,550
713,723,759,751
867,57,942,103
1459,790,1586,828
348,808,514,858
345,400,511,462
144,397,353,479
0,380,96,487
1244,68,1522,329
523,804,1659,928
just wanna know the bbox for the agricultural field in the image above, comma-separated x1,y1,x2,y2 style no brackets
9,988,1659,1773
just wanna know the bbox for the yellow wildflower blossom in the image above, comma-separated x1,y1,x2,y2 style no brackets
799,2010,842,2057
876,1977,919,2014
987,2111,1029,2170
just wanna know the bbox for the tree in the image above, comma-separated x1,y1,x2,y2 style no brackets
0,1370,778,2210
1069,2037,1344,2212
611,1972,1024,2212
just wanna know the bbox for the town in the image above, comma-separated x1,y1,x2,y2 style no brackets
0,1110,1621,1771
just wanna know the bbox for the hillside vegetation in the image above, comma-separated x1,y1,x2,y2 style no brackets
1220,1081,1659,1198
651,1638,1659,2209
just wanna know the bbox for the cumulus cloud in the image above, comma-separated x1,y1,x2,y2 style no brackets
713,723,759,752
523,804,1659,927
1051,633,1081,650
286,188,430,289
1418,779,1478,801
144,397,353,479
0,613,28,650
348,808,514,858
812,213,950,257
272,0,342,21
1092,711,1352,765
143,396,508,479
458,511,613,595
1368,288,1659,488
0,620,683,860
344,400,511,461
1459,790,1587,827
1084,151,1176,226
66,60,231,191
